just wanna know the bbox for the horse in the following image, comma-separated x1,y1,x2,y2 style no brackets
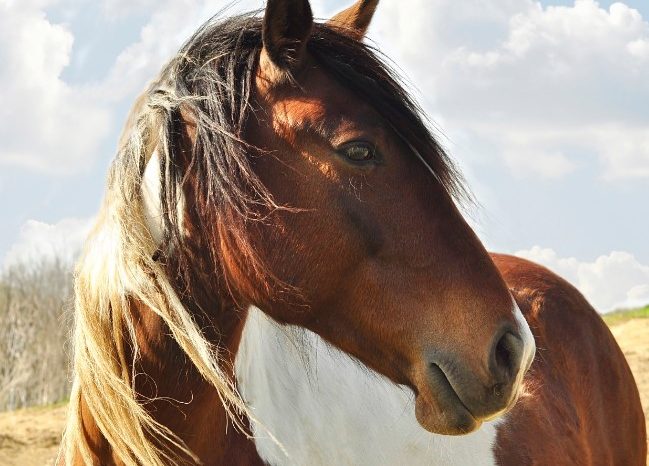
58,0,646,464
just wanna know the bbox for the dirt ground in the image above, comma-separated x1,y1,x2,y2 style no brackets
1,319,648,466
0,403,66,466
610,318,649,449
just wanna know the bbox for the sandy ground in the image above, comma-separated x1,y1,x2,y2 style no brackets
0,404,66,466
0,319,647,465
610,318,649,447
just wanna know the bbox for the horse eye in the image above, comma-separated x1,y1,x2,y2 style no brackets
340,142,375,162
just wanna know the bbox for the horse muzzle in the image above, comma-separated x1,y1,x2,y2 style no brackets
412,315,536,435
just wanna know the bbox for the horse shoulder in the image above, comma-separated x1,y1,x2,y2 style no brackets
490,253,646,466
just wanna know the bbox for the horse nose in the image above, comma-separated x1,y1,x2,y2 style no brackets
472,325,525,416
424,323,528,421
489,327,524,387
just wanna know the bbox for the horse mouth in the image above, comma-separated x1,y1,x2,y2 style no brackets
413,359,526,435
413,363,481,435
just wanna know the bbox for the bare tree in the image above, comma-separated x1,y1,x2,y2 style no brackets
0,257,74,411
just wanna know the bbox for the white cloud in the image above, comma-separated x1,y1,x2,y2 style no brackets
100,0,264,102
503,148,576,178
3,0,648,180
100,0,206,100
372,0,649,180
0,0,266,175
0,0,112,174
101,0,156,18
515,246,649,312
627,37,649,58
3,217,94,270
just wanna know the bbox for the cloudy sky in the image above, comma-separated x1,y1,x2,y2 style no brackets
1,0,648,312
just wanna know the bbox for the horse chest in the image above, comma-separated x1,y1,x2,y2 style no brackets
235,308,503,466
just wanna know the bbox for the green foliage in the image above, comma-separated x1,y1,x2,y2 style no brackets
602,305,649,327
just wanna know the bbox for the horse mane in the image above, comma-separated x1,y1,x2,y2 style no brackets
61,11,466,466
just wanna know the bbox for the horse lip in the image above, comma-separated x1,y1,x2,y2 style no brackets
425,361,521,424
411,362,481,435
427,362,476,417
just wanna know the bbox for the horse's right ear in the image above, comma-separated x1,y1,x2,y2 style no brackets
260,0,313,85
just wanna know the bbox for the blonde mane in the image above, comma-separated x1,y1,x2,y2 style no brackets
60,96,254,466
60,15,268,465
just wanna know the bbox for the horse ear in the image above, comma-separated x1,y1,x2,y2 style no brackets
261,0,313,83
328,0,378,40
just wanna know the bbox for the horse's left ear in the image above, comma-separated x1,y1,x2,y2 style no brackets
260,0,313,84
328,0,378,40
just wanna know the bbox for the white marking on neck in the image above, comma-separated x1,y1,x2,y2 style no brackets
141,150,185,246
235,307,502,466
141,150,165,244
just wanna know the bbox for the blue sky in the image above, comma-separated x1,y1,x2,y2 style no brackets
1,0,648,311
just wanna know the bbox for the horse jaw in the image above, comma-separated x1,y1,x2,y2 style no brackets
235,306,503,466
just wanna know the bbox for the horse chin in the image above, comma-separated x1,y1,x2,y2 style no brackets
413,390,481,436
412,369,523,435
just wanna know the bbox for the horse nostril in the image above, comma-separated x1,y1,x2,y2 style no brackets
490,329,524,384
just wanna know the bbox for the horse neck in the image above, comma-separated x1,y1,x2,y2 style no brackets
78,299,263,465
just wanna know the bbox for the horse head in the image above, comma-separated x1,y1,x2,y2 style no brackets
159,0,535,435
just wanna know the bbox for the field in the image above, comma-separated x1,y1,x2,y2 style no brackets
602,304,649,326
1,312,648,465
0,403,66,465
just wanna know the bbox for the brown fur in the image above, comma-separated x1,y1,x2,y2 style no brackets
493,254,646,466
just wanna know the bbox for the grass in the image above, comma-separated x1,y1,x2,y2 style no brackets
602,304,649,327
